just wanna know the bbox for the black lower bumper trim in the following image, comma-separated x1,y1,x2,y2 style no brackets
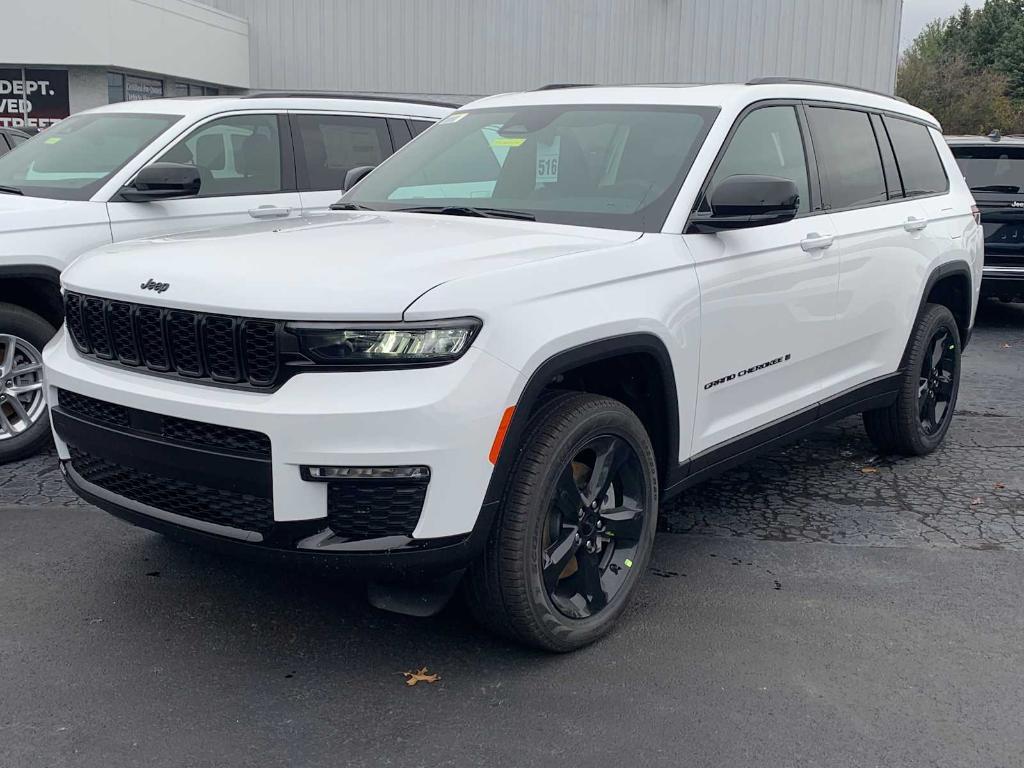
63,461,486,576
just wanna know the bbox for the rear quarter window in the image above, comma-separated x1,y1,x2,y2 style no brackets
807,106,887,210
883,117,948,197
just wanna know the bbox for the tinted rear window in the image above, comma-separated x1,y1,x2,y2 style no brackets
883,117,948,197
807,107,886,210
951,144,1024,195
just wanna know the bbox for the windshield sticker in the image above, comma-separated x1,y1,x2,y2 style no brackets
536,136,560,184
492,137,525,147
44,136,61,144
442,112,467,124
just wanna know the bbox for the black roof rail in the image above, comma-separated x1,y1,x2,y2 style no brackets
241,91,472,108
746,77,908,103
532,83,595,91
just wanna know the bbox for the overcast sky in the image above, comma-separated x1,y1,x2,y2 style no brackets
901,0,985,49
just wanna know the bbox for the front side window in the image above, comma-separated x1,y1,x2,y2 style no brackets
706,105,810,213
952,144,1024,194
155,113,282,197
293,114,392,192
883,117,948,197
808,107,887,210
0,112,182,200
345,104,719,231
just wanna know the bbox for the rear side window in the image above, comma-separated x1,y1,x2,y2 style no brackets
950,145,1024,195
293,114,392,192
883,117,948,197
808,107,886,210
10,133,27,147
0,134,9,155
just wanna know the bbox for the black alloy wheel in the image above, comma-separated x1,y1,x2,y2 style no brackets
543,434,647,620
918,327,957,436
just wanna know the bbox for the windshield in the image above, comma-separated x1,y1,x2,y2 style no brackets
952,145,1024,194
0,112,182,200
344,104,719,231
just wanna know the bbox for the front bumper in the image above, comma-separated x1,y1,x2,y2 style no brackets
44,329,519,568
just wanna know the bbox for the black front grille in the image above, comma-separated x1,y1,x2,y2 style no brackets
70,447,274,534
57,389,130,428
57,388,270,459
161,415,271,456
326,479,428,539
64,293,282,389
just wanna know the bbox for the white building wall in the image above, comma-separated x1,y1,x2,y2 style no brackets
203,0,904,95
4,0,250,88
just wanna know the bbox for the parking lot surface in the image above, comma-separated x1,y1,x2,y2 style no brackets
2,300,1023,767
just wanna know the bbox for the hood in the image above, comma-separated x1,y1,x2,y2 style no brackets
0,193,100,231
62,211,640,320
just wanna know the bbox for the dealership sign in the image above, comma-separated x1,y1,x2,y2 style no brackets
0,68,70,129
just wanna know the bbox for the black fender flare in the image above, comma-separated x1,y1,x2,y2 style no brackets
480,333,680,509
0,264,61,283
912,260,974,354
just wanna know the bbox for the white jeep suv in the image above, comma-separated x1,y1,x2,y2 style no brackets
0,92,455,462
43,81,983,651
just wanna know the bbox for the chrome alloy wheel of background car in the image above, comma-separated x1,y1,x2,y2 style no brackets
542,434,647,620
0,335,46,441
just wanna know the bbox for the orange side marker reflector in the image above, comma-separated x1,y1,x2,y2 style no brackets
489,406,516,465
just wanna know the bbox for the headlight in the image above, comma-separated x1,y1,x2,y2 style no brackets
285,318,481,367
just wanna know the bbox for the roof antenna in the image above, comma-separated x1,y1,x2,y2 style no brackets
989,129,1002,142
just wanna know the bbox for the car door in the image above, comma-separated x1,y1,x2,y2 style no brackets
291,112,396,215
685,103,840,456
807,106,943,397
106,112,301,242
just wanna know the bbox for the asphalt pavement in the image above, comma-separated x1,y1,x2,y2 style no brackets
2,300,1023,768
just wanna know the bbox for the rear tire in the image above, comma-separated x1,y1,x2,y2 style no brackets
465,392,658,652
863,303,961,456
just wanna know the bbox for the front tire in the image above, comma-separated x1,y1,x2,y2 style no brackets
465,393,658,652
0,303,55,464
863,303,961,456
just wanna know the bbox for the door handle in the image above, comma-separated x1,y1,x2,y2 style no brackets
248,206,292,219
800,232,834,252
904,216,928,232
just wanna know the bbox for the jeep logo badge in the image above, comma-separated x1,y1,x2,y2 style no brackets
140,279,170,293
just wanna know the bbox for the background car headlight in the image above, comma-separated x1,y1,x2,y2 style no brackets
285,318,481,366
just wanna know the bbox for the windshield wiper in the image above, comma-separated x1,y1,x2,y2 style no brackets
395,205,536,222
0,185,23,195
329,201,376,211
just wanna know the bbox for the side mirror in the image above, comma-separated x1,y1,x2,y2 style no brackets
343,165,375,191
690,175,800,232
120,162,201,202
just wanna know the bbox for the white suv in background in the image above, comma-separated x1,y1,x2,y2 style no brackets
44,80,982,651
0,93,456,461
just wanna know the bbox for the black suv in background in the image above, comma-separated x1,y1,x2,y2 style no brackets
0,127,31,157
949,133,1024,301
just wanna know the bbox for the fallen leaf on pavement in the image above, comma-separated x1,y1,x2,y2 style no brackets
401,668,440,686
971,497,983,506
861,467,879,474
994,483,1006,490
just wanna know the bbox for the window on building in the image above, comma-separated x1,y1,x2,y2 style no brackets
883,116,949,197
156,113,283,197
125,75,163,101
708,105,810,213
107,72,125,104
808,107,887,210
293,114,392,192
173,82,189,98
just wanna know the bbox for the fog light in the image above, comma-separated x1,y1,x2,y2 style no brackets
302,465,430,481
